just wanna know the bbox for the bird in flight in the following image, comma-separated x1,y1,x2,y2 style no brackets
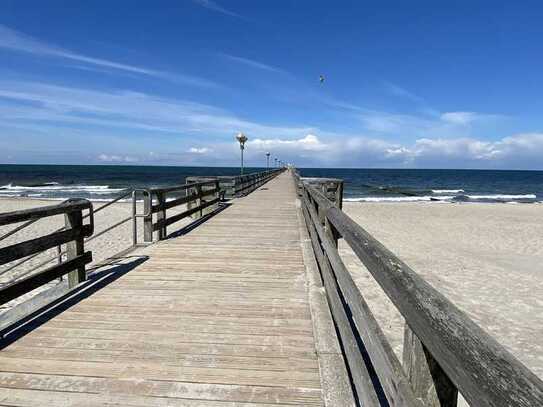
319,75,325,84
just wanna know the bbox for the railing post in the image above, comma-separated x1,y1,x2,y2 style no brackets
132,190,137,246
403,324,458,407
64,209,86,288
143,191,153,243
335,181,344,210
214,180,220,208
57,245,63,281
156,192,166,240
197,185,203,218
321,184,339,247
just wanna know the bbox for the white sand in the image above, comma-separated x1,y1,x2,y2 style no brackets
0,198,191,312
340,202,543,380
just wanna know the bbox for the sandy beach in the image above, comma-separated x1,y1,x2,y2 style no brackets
340,201,543,381
0,198,192,312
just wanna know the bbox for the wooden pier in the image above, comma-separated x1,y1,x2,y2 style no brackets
1,169,542,406
0,171,350,406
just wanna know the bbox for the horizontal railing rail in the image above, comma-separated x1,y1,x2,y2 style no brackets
0,199,94,307
144,169,285,242
186,168,284,199
143,180,221,242
294,171,543,407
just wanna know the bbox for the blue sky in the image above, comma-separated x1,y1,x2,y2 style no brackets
1,0,543,169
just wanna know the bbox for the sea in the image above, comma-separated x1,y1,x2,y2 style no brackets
0,165,542,204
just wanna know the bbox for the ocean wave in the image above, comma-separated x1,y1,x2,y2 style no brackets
432,189,464,194
345,196,454,202
345,193,538,203
0,183,125,194
462,194,536,200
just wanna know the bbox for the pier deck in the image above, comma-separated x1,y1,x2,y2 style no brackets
0,172,338,406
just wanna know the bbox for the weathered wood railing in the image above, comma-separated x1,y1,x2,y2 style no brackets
186,168,284,199
233,169,284,196
0,199,94,307
294,172,543,407
145,169,284,242
143,180,220,242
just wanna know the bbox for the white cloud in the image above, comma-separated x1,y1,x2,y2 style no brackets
440,111,477,125
188,147,212,154
232,133,543,169
250,134,327,152
98,154,138,163
0,24,216,88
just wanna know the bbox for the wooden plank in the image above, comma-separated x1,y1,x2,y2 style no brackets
153,193,193,212
1,346,319,372
149,180,216,195
0,224,92,266
0,388,293,407
0,372,324,406
0,357,321,388
0,199,91,226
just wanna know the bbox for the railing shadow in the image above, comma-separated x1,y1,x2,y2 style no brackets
0,255,148,348
166,202,231,239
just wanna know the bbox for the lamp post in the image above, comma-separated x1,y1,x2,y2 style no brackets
274,158,278,168
266,152,270,170
236,132,248,175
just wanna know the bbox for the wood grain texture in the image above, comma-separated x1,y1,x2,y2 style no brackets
0,199,92,226
0,171,325,406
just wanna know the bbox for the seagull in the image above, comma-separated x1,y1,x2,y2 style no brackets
319,75,325,84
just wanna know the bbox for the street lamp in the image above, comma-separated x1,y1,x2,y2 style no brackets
236,132,248,175
274,158,278,168
266,152,270,170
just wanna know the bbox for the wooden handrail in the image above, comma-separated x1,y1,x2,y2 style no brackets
143,180,221,242
187,169,284,199
294,171,543,407
0,199,92,226
0,200,94,306
144,169,284,242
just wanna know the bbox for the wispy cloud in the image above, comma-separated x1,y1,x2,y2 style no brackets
357,109,506,139
0,24,217,88
0,79,314,139
220,53,286,74
440,111,478,125
383,81,425,103
192,0,242,18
